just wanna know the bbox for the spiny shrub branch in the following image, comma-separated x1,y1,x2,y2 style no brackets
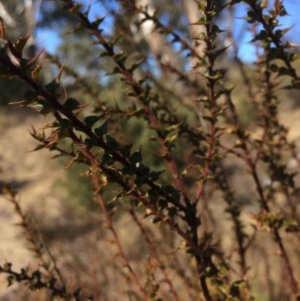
0,0,299,300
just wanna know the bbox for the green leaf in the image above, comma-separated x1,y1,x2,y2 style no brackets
164,135,177,148
59,118,73,131
288,52,299,62
85,137,98,148
56,130,70,142
31,99,53,116
168,207,177,218
164,123,181,135
135,164,151,185
277,67,291,77
152,217,162,224
7,275,15,287
84,115,102,128
113,53,127,65
163,185,180,202
246,10,258,23
94,120,109,137
120,143,133,158
251,30,268,42
129,148,142,164
128,58,145,74
150,170,164,181
121,165,135,176
230,280,246,298
24,90,39,105
102,152,115,165
158,199,168,210
91,16,105,29
45,79,59,94
106,135,120,151
63,98,81,110
148,187,160,199
210,25,226,41
30,144,46,152
106,67,121,76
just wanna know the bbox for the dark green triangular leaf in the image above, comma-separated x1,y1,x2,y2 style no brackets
210,46,230,60
163,185,180,202
85,115,102,128
102,152,115,165
120,143,133,158
45,79,59,94
91,16,106,29
106,135,119,151
150,170,165,181
31,99,53,116
94,120,109,137
129,148,142,164
59,118,73,131
63,98,81,110
277,67,291,77
24,90,39,105
7,275,15,287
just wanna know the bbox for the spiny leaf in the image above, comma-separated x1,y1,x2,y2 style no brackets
94,120,109,137
152,217,162,224
7,275,15,287
190,16,208,26
30,99,53,116
251,30,268,42
91,16,106,29
59,119,73,131
275,26,293,39
66,22,85,35
164,123,182,134
120,143,133,158
113,52,127,65
45,79,59,94
106,67,121,76
106,135,120,151
149,170,164,181
128,58,145,74
129,148,142,164
24,90,39,105
28,144,46,152
63,98,81,110
85,115,102,128
164,135,177,148
102,152,115,165
163,185,180,202
277,67,291,77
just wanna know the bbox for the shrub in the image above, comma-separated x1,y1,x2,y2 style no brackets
0,0,300,300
